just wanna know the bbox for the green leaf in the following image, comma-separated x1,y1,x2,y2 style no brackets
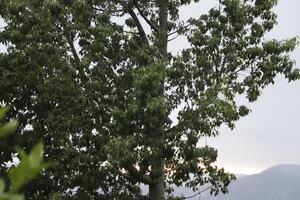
0,120,18,139
0,179,5,195
9,194,24,200
0,194,24,200
8,142,49,191
28,143,43,169
0,108,9,121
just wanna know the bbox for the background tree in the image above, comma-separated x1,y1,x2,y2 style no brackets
0,0,299,199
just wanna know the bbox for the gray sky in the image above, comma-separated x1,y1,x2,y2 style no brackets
172,0,300,174
1,0,299,175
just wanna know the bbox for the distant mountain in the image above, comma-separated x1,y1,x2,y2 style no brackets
141,165,300,199
196,164,300,200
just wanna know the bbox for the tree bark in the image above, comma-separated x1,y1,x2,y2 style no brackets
149,0,168,200
149,159,165,200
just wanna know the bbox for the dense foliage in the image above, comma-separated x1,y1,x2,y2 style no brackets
0,0,298,199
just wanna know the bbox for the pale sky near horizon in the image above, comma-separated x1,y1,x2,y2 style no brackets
1,1,299,175
213,0,300,175
169,0,300,175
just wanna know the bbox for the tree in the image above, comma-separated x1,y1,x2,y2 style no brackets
0,0,299,199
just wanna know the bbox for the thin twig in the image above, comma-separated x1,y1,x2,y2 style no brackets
123,30,139,35
168,34,181,42
93,6,124,13
168,23,193,37
182,185,212,199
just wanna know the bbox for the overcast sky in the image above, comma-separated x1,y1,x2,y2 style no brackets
171,0,300,175
1,1,299,175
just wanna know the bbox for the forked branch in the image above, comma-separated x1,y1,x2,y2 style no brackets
124,164,154,185
133,0,158,32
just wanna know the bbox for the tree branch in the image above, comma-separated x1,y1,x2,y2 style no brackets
133,0,158,32
123,30,140,35
182,185,212,199
124,164,154,185
168,23,193,37
58,20,81,64
58,21,88,82
93,6,124,13
67,35,81,64
128,8,149,45
168,33,181,42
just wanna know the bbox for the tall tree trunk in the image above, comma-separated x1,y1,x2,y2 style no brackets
149,0,168,200
149,159,165,200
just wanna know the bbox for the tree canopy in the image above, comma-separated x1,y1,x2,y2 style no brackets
0,0,298,199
